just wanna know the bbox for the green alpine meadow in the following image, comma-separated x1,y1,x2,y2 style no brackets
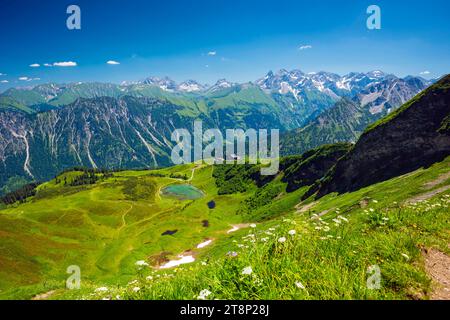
1,1,450,305
0,75,449,300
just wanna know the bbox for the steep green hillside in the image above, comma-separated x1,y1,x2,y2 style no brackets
0,96,34,114
0,154,449,300
280,98,382,156
1,87,47,107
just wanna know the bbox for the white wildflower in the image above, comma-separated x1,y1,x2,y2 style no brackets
278,237,287,243
135,260,149,267
295,281,305,290
242,266,253,275
288,230,296,236
197,289,212,300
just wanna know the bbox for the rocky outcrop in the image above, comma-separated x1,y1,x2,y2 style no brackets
314,74,450,197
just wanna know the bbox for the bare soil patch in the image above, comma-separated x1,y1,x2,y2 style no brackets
423,248,450,300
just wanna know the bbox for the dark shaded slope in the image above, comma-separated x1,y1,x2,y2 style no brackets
313,74,450,198
281,143,352,192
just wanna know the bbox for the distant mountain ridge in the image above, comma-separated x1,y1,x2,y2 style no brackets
309,74,450,198
0,69,434,111
0,70,438,193
280,73,435,156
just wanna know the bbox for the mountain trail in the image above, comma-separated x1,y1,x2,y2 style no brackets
32,290,56,300
423,248,450,300
295,201,317,214
423,172,450,190
310,209,331,220
227,224,250,234
406,185,450,204
118,204,134,232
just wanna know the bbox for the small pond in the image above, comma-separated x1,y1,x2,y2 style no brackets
161,184,204,200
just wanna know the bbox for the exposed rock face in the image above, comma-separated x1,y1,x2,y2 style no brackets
280,99,377,156
0,96,207,187
280,76,431,157
315,74,450,197
0,92,288,190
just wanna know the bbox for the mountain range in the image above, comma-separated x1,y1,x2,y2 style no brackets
0,70,437,193
0,74,449,300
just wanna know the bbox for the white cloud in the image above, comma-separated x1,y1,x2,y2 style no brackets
420,71,431,75
53,61,77,67
18,77,40,82
298,45,313,51
207,51,217,56
30,63,40,68
43,63,52,67
106,60,120,65
1,80,8,83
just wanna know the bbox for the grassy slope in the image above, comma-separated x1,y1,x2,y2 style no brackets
0,157,449,300
0,163,248,298
0,96,34,114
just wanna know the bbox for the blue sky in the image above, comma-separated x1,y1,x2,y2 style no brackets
0,0,449,90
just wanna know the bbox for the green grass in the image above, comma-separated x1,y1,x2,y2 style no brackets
0,157,449,300
0,96,35,114
57,191,449,300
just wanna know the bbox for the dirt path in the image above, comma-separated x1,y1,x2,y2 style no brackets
406,185,450,204
423,248,450,300
295,201,317,214
117,204,134,232
423,172,450,190
32,290,56,300
310,209,331,220
227,224,250,234
186,165,199,182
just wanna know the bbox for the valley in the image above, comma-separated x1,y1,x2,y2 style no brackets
0,74,448,300
1,154,449,300
0,70,432,193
